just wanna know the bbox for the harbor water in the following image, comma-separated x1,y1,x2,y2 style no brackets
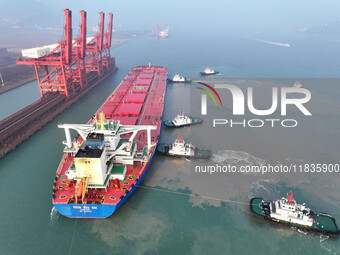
0,31,340,254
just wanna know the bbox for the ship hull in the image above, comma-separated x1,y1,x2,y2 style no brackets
159,153,210,159
167,78,191,83
157,144,210,159
250,197,340,236
200,71,219,76
163,117,202,128
53,65,167,219
54,203,116,219
163,121,190,128
53,145,158,218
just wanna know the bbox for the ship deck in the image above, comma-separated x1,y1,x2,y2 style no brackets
313,213,338,232
53,65,167,207
250,198,266,216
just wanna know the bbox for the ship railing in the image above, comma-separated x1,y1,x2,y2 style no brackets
56,155,68,177
63,145,78,154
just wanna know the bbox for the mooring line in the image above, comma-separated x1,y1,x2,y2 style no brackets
138,185,255,206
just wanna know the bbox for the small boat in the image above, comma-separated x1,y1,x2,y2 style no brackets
292,80,303,88
200,66,219,75
157,134,210,159
167,73,191,83
250,192,340,236
163,109,202,128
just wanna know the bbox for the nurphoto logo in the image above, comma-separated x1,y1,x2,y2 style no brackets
197,82,312,128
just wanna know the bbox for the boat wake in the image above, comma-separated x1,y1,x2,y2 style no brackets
49,206,59,224
319,235,335,253
212,149,266,166
320,235,329,242
297,229,308,235
249,38,291,47
249,180,271,198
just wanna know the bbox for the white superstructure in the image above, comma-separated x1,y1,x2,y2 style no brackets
172,109,192,126
172,73,185,82
293,81,303,88
158,27,169,38
270,192,314,227
168,134,195,157
202,67,215,74
59,113,157,188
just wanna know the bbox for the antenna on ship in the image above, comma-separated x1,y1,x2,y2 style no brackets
0,72,4,87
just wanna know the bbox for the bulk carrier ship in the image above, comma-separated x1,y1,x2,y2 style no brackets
52,65,167,218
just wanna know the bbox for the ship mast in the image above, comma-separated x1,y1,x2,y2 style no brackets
287,191,294,203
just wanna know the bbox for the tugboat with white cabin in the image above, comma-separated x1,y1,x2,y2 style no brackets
200,66,219,76
167,73,191,83
250,192,339,236
163,109,202,128
157,134,210,159
292,80,303,88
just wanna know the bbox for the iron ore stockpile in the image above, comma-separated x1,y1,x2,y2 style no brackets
0,9,117,159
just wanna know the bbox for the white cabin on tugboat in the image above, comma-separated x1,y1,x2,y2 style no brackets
172,109,192,127
270,192,314,227
167,73,191,83
200,66,219,75
168,134,195,157
163,109,203,128
292,80,303,88
172,73,185,82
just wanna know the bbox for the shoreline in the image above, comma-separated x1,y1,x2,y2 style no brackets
0,75,36,95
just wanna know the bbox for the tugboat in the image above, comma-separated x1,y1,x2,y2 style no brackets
250,192,340,236
167,73,191,83
292,80,303,88
163,109,202,128
157,134,210,159
200,66,219,76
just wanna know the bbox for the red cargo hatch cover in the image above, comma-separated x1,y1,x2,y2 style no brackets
115,104,143,116
123,94,146,103
113,116,138,125
134,78,152,86
138,73,154,79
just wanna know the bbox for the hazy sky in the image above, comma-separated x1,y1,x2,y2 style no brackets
1,0,340,36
